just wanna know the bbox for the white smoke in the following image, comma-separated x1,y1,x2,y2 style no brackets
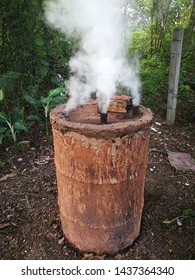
45,0,141,114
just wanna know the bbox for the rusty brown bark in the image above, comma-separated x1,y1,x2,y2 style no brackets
50,102,153,253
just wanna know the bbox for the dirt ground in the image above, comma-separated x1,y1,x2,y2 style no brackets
0,104,195,260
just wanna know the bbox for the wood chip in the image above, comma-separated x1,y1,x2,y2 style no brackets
108,96,132,113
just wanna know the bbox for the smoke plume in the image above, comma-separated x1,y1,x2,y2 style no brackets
45,0,141,114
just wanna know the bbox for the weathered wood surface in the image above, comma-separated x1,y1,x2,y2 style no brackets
50,102,153,253
166,27,184,125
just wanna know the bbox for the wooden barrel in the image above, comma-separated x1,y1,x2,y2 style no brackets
50,101,153,253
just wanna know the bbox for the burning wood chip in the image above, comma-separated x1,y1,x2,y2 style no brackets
107,95,132,113
97,95,138,124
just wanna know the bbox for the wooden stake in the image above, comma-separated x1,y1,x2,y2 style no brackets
166,27,184,125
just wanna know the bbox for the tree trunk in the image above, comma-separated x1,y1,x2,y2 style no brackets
186,0,195,45
158,0,172,49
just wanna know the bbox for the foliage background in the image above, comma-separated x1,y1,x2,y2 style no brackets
0,0,194,143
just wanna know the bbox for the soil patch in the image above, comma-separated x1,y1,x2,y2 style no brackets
0,107,194,260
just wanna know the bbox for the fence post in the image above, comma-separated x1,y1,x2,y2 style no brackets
166,27,184,125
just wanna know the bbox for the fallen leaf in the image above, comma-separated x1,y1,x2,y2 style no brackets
162,216,182,224
35,156,53,165
155,121,162,126
58,237,65,245
19,140,31,149
151,127,158,133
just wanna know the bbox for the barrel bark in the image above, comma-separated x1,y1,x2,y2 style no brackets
50,103,153,253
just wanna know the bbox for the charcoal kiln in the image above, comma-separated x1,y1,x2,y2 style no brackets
50,95,153,253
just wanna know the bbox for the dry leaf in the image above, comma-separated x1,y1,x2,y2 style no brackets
162,216,182,224
58,237,65,245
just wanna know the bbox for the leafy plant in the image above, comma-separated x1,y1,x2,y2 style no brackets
181,209,195,220
41,87,68,137
140,56,169,110
12,143,26,153
0,71,21,93
0,89,4,101
181,208,195,230
161,132,170,140
185,123,192,130
0,108,28,143
0,126,7,144
25,86,68,137
0,161,6,169
0,88,28,144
